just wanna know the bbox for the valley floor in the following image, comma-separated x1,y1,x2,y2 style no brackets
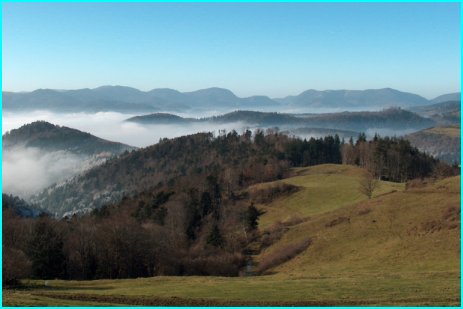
3,272,460,306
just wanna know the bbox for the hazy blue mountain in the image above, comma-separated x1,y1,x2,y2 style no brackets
5,86,449,113
242,95,281,109
185,87,240,106
91,85,149,103
4,88,156,113
431,92,461,103
147,88,190,109
276,88,430,110
3,89,82,111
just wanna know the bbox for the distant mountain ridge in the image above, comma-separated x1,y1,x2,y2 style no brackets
3,86,459,113
127,108,435,133
275,88,432,110
431,93,461,103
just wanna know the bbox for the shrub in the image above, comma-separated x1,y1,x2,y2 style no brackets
256,238,311,274
3,248,31,286
249,183,299,204
260,222,288,249
182,253,245,276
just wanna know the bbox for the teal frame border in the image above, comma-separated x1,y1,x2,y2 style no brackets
0,1,461,309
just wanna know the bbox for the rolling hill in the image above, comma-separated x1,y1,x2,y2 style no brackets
3,121,135,155
128,108,435,133
410,100,460,117
431,92,461,103
408,100,460,126
405,126,460,164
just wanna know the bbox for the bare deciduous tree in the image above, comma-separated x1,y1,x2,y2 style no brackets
359,172,379,199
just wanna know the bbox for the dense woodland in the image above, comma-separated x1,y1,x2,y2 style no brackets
3,130,458,284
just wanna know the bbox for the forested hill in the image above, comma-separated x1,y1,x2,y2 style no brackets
32,129,450,217
125,113,195,125
3,121,135,155
405,126,461,164
2,194,46,218
408,100,460,126
297,108,434,131
127,108,435,132
409,100,460,116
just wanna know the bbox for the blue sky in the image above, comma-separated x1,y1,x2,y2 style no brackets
2,2,461,98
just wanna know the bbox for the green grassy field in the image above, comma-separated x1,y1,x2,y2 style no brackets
253,164,404,229
4,164,460,306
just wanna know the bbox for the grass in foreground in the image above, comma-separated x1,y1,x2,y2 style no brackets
3,273,460,306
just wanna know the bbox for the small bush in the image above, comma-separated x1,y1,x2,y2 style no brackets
405,178,434,190
357,208,371,216
249,183,299,204
325,216,350,228
260,222,288,249
282,215,306,227
256,238,311,274
182,253,245,276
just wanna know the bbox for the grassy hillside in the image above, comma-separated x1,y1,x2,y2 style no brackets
4,165,459,306
257,176,459,277
425,126,460,138
253,164,404,229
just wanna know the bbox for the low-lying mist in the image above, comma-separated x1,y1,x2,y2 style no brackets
2,146,85,198
3,111,251,148
2,111,252,199
2,110,424,200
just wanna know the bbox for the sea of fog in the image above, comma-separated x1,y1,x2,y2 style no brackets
2,111,252,198
2,110,418,199
2,110,251,148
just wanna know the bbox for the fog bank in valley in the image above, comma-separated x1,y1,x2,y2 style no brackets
2,147,85,198
3,111,250,148
2,110,426,200
2,111,251,199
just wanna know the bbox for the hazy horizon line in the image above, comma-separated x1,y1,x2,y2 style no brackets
3,85,461,101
